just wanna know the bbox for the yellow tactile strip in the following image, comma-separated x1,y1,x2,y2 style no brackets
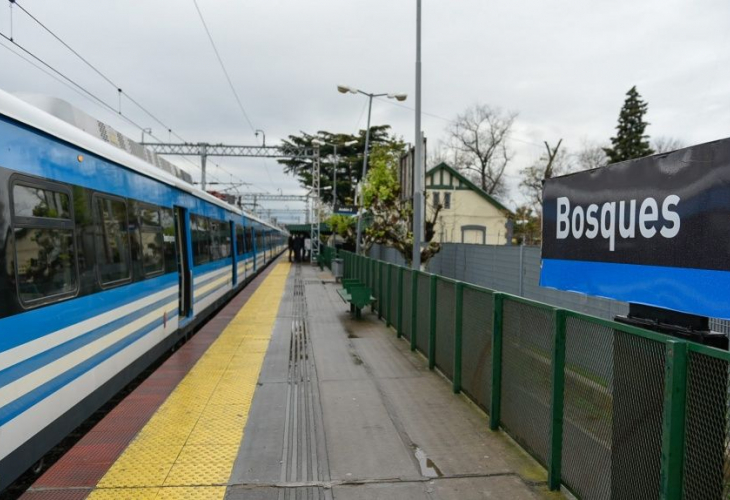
88,262,290,500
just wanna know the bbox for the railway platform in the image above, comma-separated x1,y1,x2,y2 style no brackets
19,259,562,500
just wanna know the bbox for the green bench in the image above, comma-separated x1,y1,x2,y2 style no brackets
337,279,376,318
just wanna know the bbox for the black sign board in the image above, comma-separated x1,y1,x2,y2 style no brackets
541,138,730,319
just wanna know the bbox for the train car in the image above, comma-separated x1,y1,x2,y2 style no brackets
0,90,286,489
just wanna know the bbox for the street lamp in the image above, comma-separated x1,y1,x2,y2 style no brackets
337,85,408,255
255,129,266,147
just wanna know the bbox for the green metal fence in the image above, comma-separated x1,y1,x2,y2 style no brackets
339,249,730,500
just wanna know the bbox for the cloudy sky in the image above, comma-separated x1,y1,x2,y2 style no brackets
0,0,728,219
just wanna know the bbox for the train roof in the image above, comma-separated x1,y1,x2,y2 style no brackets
0,88,283,232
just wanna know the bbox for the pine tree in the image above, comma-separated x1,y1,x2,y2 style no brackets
603,86,654,163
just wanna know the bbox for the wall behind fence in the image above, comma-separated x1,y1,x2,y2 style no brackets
370,243,628,321
370,242,730,333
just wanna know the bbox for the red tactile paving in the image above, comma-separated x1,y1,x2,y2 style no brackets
20,261,282,498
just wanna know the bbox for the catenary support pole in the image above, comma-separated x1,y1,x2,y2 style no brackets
412,0,423,270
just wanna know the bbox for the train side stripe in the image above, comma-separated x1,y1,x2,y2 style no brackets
0,308,179,428
0,301,177,414
0,283,178,373
0,293,177,387
192,265,230,286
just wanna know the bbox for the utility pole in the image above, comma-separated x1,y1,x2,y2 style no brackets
200,144,208,191
412,0,424,270
355,96,374,256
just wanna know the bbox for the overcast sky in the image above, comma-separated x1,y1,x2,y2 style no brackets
1,0,728,219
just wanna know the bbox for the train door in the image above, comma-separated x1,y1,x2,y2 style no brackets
174,206,192,318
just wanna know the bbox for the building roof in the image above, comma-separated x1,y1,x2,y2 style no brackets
426,163,511,214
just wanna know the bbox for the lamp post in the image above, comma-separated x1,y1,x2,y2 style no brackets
337,85,407,255
413,0,423,270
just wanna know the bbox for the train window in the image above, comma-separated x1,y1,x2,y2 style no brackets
10,179,78,306
13,184,71,219
191,214,211,266
210,219,231,261
236,224,245,256
94,195,132,286
161,208,177,274
245,227,253,253
139,204,164,277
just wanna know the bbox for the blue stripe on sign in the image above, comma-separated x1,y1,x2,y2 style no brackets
0,293,176,387
0,310,179,426
0,274,178,354
540,258,730,319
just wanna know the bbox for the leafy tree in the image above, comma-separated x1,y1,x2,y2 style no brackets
327,143,442,266
277,126,398,206
511,205,541,245
603,86,654,163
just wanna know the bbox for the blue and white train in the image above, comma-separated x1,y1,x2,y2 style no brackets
0,90,286,488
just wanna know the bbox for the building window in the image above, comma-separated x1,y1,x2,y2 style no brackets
444,192,451,209
94,195,132,286
433,192,440,208
11,180,78,306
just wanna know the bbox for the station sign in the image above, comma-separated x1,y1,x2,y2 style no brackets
335,205,358,216
541,138,730,319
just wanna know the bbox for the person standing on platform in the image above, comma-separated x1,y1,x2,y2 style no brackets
304,237,311,262
287,235,294,262
293,234,303,263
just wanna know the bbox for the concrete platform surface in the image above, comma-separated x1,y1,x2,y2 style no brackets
229,264,564,500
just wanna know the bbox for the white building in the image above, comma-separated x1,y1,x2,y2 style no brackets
426,163,512,245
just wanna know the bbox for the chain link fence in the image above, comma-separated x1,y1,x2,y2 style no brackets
401,269,413,342
415,272,431,356
461,285,494,413
434,278,456,379
500,298,554,466
683,347,730,500
340,249,730,500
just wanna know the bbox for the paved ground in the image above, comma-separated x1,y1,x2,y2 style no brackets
228,264,564,500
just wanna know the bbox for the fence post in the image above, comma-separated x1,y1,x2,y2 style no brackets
453,282,464,394
660,339,688,500
411,272,418,351
378,262,384,320
428,275,437,370
397,266,404,338
489,293,505,431
548,309,567,491
385,264,392,327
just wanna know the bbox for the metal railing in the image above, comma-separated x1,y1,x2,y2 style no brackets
340,249,730,500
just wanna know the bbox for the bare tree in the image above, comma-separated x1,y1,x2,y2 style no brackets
652,136,685,154
574,140,608,171
520,140,572,211
447,104,516,197
427,141,467,170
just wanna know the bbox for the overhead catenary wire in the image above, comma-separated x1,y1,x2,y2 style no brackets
190,0,275,186
0,30,242,187
374,95,544,149
4,1,253,189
